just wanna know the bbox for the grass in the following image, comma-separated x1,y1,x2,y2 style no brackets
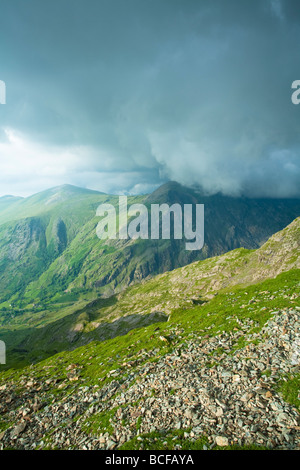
0,419,13,433
0,264,298,450
0,270,298,390
118,429,269,450
119,429,209,450
1,268,299,375
278,373,300,412
82,407,117,436
0,198,299,450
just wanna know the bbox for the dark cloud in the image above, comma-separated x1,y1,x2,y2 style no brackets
0,0,299,197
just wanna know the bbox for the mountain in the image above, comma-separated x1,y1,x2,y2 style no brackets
1,216,299,369
0,185,115,304
0,184,103,224
0,182,299,317
0,216,299,450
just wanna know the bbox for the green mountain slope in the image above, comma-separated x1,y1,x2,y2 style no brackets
0,184,102,225
0,182,299,315
0,254,299,449
1,216,299,369
0,185,143,305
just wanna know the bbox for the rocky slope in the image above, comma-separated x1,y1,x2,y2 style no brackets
0,305,299,450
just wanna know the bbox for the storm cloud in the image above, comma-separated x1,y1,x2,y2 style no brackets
0,0,299,197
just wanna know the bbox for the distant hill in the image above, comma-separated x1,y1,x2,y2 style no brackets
0,195,23,214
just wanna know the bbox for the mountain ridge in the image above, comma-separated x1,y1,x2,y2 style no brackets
1,215,299,369
0,182,299,315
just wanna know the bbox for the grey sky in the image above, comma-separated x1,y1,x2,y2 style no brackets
0,0,299,197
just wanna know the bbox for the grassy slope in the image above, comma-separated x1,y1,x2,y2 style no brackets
0,217,299,370
0,186,106,304
0,268,299,449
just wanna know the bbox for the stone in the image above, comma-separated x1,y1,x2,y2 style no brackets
11,422,27,438
184,409,195,419
216,436,229,447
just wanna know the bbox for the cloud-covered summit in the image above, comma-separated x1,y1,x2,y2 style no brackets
0,0,299,197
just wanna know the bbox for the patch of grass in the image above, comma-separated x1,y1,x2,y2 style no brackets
1,269,299,390
82,406,117,436
0,419,12,433
169,269,300,342
136,416,143,431
119,429,208,450
277,373,300,412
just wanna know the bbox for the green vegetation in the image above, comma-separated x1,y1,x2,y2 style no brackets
0,183,299,319
0,268,298,390
278,373,300,412
1,223,299,370
0,187,299,451
0,419,12,433
119,431,269,450
82,407,117,436
119,429,209,450
0,267,298,450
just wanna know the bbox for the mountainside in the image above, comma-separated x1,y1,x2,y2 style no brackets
0,218,299,450
0,185,143,307
0,182,299,316
1,216,299,370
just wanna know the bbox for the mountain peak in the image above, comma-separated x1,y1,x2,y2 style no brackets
145,181,216,204
0,195,23,200
22,184,105,207
43,184,104,196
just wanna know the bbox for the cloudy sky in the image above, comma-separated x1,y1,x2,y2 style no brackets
0,0,299,198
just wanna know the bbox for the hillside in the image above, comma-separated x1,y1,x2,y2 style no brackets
0,182,299,321
0,261,299,449
0,216,298,369
0,186,299,451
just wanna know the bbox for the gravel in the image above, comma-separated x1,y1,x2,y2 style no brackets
0,307,299,450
